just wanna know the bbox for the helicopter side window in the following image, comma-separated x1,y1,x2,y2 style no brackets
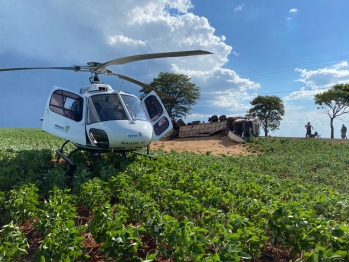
153,116,170,136
143,95,163,121
49,90,83,122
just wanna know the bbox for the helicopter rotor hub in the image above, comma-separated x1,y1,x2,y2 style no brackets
87,62,102,67
84,62,111,75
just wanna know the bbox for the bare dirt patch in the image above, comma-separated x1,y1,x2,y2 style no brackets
149,134,251,156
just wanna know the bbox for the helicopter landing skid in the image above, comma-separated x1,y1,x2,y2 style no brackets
56,140,79,168
55,141,154,168
133,146,155,159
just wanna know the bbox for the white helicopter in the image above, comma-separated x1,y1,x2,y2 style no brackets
0,50,212,166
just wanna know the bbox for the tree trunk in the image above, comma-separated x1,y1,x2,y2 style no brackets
330,118,334,138
264,119,268,136
264,127,268,137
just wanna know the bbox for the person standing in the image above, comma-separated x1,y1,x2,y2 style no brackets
305,122,313,138
341,124,347,139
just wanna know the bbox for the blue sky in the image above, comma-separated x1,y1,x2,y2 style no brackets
1,0,349,138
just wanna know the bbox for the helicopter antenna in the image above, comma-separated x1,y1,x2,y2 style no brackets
119,80,124,91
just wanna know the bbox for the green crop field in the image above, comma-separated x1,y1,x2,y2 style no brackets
1,128,349,261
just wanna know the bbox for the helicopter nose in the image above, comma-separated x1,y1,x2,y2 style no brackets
110,126,152,148
88,121,153,149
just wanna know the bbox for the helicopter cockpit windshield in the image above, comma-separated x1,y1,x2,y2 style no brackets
121,94,148,121
87,94,128,124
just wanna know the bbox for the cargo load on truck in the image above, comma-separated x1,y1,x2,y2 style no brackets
174,115,260,141
178,120,227,138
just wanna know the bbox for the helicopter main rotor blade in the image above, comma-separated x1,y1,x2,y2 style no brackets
114,73,173,100
0,66,80,72
102,50,213,68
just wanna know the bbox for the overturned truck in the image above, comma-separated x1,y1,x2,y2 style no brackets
226,117,260,142
174,115,260,141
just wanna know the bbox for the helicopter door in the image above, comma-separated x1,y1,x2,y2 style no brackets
141,91,173,142
42,87,86,145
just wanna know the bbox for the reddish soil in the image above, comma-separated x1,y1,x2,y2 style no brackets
149,134,252,156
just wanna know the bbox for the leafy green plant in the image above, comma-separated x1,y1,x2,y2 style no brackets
0,191,7,227
0,221,29,261
78,177,111,212
101,224,146,260
71,164,92,193
5,183,39,224
119,188,159,223
35,187,77,235
36,219,86,261
87,203,145,260
4,129,349,261
40,166,69,197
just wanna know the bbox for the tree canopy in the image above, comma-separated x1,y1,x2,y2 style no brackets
247,95,285,136
314,83,349,138
139,72,200,120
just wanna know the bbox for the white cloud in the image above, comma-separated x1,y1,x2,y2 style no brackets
0,1,251,70
286,8,298,22
0,0,261,126
171,65,260,93
169,65,260,116
282,62,349,102
234,4,245,12
283,87,323,102
333,61,349,69
295,61,349,89
108,35,148,46
210,91,254,109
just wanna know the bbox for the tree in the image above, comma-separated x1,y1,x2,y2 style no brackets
139,72,200,120
314,83,349,138
247,95,285,137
